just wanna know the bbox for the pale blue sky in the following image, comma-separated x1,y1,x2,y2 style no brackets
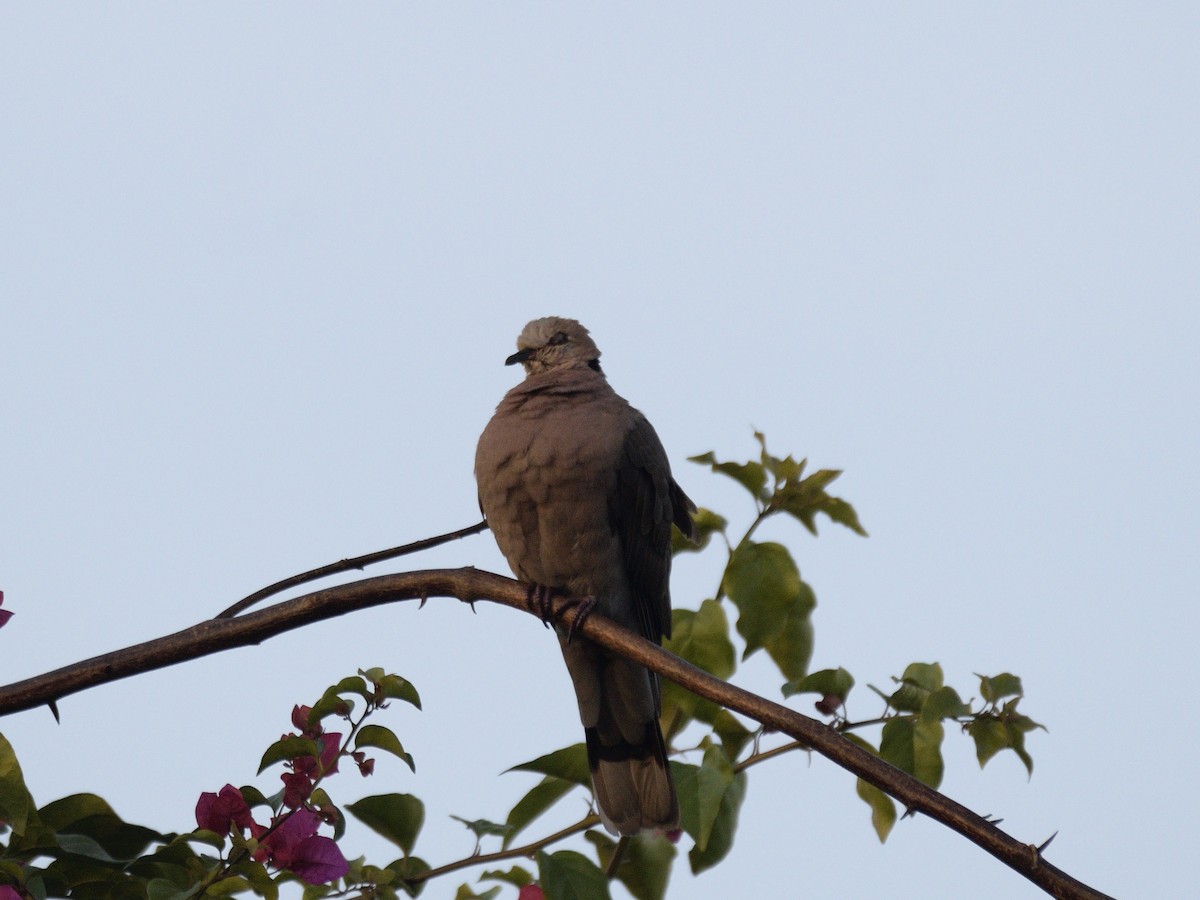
2,6,1197,898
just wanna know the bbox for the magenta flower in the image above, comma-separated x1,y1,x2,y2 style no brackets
281,732,342,808
351,750,375,777
195,784,257,835
0,885,23,900
291,705,314,734
280,772,313,810
254,809,348,885
318,734,341,774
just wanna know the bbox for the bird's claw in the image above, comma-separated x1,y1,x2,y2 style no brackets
562,595,598,642
526,583,558,627
524,584,597,640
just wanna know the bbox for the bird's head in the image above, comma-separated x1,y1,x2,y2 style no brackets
506,317,604,376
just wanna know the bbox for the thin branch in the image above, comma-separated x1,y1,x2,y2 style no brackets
604,835,630,878
214,521,489,618
735,739,808,774
0,569,1113,899
410,814,599,884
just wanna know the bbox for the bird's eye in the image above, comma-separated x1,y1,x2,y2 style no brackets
548,331,568,346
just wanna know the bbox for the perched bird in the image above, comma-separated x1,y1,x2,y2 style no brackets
475,317,695,835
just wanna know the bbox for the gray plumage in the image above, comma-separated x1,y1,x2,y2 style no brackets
475,317,694,835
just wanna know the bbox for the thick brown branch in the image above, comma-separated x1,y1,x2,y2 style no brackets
0,569,1111,899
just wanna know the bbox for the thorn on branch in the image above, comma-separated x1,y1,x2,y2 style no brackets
1037,831,1058,853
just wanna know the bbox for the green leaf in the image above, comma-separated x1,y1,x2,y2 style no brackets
347,794,424,856
54,832,118,863
507,744,590,787
762,578,816,682
680,767,746,873
688,452,768,500
309,687,355,722
709,709,753,761
35,794,163,865
796,468,842,494
855,779,896,843
901,662,944,692
0,733,35,836
1007,727,1035,777
207,876,252,896
450,816,512,841
913,720,945,789
454,885,501,900
771,465,868,537
257,737,318,774
148,877,193,900
968,716,1009,769
660,599,738,736
387,856,430,898
239,785,273,811
771,469,841,533
478,866,534,888
754,431,806,485
815,495,869,536
356,725,416,773
672,507,727,555
503,778,576,849
60,820,161,865
332,676,370,699
584,830,676,900
229,859,277,900
978,672,1024,704
884,662,944,713
184,828,226,850
877,716,943,788
674,749,732,853
375,674,423,710
722,541,808,658
36,793,117,830
921,686,971,723
879,718,915,776
840,733,898,842
782,666,855,701
664,600,735,680
536,849,612,900
968,701,1044,776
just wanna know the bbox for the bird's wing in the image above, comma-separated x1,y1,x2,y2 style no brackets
612,411,695,643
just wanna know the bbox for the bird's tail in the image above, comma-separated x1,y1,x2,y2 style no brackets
564,644,678,836
586,717,678,836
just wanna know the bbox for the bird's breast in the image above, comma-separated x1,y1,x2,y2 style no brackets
475,393,630,599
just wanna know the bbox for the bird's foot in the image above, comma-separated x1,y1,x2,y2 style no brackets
524,584,597,639
561,594,598,642
525,583,558,628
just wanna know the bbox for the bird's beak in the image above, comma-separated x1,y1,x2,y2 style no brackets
505,348,533,366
